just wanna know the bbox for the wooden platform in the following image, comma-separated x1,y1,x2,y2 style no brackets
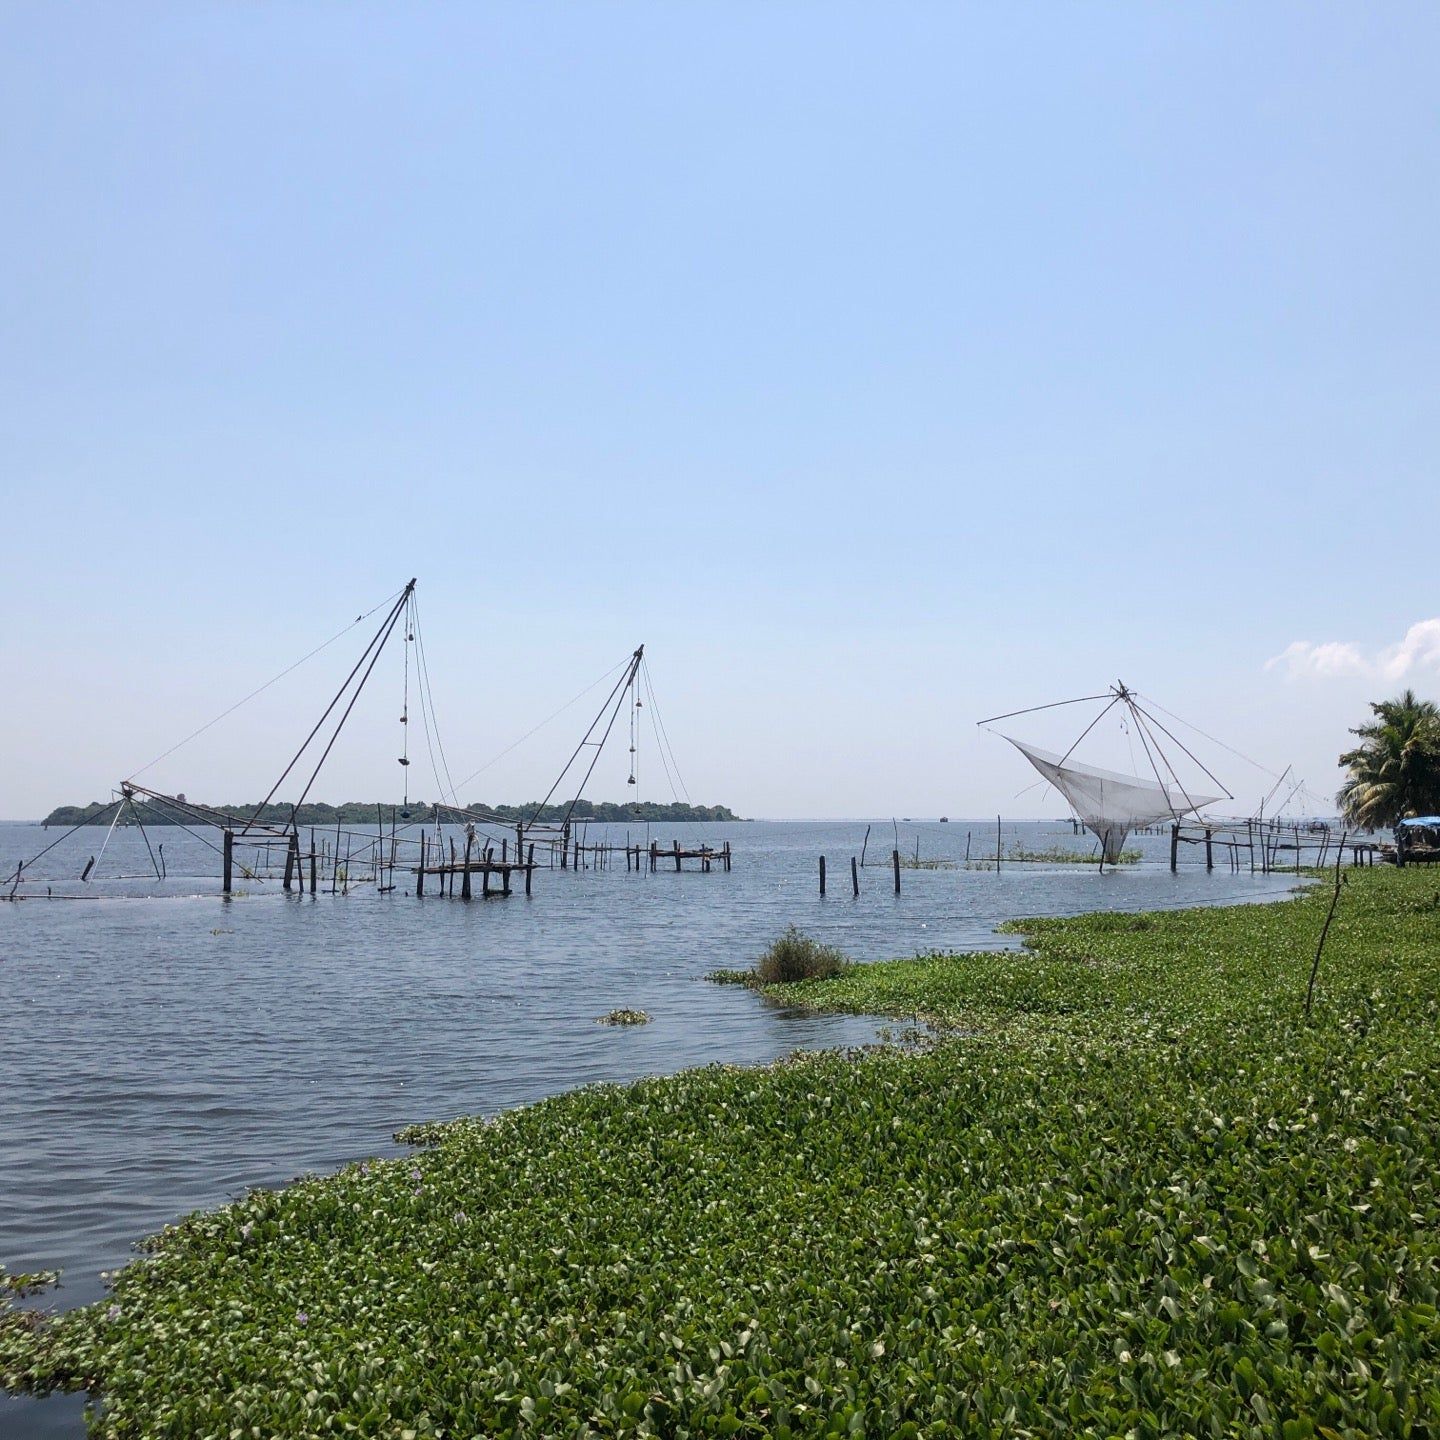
414,832,536,896
643,840,732,872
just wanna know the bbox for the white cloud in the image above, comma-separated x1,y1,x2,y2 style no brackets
1267,619,1440,681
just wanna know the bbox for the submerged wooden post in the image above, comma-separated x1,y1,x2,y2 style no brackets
223,829,233,894
892,848,901,894
724,841,731,872
526,843,534,896
851,856,860,896
461,833,473,900
674,840,682,872
819,855,826,896
283,833,298,892
995,816,1002,873
417,833,426,895
1205,828,1213,872
1170,823,1179,873
449,838,456,895
309,829,318,894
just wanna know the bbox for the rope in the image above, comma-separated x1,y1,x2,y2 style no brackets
641,657,689,804
126,585,405,782
1134,692,1286,782
7,795,125,887
442,657,632,801
400,595,411,807
411,594,457,806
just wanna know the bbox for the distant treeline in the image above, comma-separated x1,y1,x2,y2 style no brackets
42,798,744,828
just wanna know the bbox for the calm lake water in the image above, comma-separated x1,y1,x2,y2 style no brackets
0,817,1304,1437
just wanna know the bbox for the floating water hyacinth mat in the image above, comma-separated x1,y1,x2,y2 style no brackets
4,867,1440,1436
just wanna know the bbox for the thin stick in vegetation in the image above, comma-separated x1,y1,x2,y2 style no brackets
1306,830,1347,1018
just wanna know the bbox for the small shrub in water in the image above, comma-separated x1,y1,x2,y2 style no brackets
755,926,850,984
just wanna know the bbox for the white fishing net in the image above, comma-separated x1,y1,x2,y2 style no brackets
1006,737,1222,863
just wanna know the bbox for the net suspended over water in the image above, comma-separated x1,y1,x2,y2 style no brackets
1005,737,1223,863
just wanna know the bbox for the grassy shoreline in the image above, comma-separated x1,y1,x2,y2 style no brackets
5,870,1440,1436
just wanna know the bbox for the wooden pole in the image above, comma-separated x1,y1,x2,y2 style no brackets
309,829,318,894
819,855,826,896
461,833,473,900
995,816,1002,873
526,843,534,896
674,840,681,872
1170,823,1179,874
417,833,426,895
892,848,901,894
223,829,233,894
1205,828,1213,872
851,856,860,896
283,833,298,892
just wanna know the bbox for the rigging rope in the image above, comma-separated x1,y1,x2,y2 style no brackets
442,657,632,801
641,657,689,804
1134,692,1286,782
400,594,412,808
126,585,406,783
411,595,457,806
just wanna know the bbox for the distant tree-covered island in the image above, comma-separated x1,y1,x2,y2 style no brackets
41,797,744,828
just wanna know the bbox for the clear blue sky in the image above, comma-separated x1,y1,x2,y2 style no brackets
3,3,1437,819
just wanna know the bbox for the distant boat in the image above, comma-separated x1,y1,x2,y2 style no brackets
939,816,949,823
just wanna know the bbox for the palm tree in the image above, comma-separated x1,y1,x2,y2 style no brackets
1336,689,1440,828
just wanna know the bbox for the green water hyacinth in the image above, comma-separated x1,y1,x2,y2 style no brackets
4,869,1440,1436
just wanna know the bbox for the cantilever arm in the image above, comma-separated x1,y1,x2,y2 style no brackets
975,693,1113,727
